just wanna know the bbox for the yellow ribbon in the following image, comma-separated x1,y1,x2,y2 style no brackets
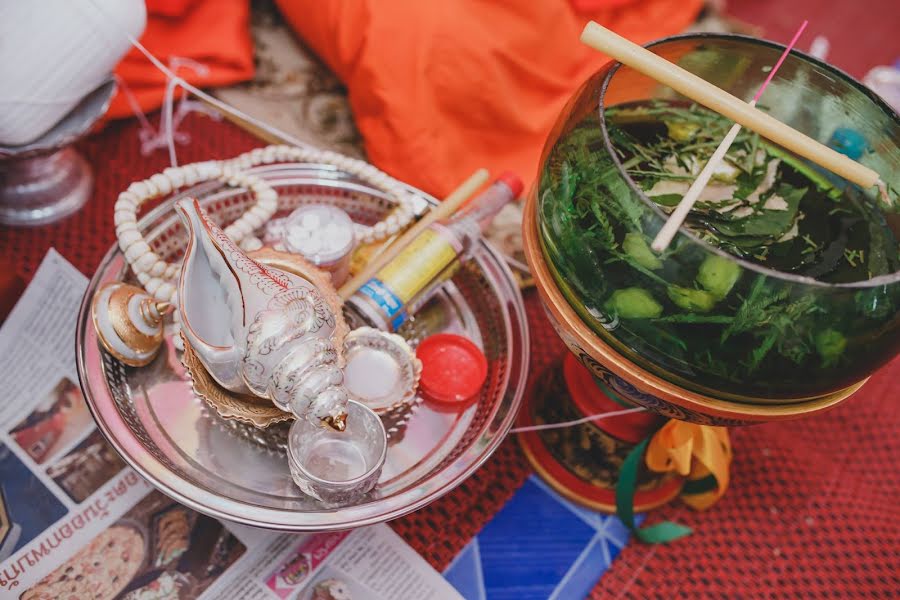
645,421,732,510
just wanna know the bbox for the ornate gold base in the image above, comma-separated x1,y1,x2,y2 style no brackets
181,336,293,429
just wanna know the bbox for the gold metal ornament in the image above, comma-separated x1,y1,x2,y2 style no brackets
91,282,172,367
322,414,347,432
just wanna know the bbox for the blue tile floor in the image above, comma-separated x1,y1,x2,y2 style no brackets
444,475,640,600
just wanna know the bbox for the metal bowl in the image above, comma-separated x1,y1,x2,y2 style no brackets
76,164,529,530
0,78,116,226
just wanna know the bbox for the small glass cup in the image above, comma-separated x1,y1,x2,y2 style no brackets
287,400,387,505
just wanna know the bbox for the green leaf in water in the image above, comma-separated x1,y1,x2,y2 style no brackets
815,329,847,367
762,142,842,200
605,287,663,319
649,193,683,207
623,233,663,270
667,285,718,313
707,185,805,239
746,330,780,370
721,276,788,342
589,203,617,250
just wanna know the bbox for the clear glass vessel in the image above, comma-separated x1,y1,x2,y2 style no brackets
537,34,900,401
288,400,387,505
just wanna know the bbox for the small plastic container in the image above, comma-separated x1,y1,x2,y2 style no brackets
283,204,356,287
287,400,387,505
416,333,488,404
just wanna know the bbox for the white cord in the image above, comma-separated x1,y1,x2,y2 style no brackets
510,406,648,433
162,75,179,167
81,0,312,152
122,29,318,152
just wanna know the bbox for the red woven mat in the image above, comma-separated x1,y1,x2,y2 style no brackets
2,114,898,597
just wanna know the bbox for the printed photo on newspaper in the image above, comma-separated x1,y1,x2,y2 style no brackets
0,250,462,600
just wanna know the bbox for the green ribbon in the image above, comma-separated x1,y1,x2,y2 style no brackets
616,438,693,544
591,375,694,543
682,474,718,496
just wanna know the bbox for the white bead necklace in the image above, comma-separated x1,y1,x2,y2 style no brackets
114,144,418,304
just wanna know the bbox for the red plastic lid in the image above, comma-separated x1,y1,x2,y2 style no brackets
416,334,488,404
496,171,524,199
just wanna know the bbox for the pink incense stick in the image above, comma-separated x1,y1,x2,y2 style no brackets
651,20,810,253
753,20,809,103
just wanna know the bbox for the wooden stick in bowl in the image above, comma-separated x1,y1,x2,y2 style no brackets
580,21,883,191
650,21,808,253
338,168,490,299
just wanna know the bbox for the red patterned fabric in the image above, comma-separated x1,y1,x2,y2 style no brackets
0,116,259,282
592,362,900,598
2,114,897,597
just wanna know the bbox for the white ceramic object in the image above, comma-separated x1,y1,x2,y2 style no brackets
176,198,350,427
0,0,145,145
115,160,278,305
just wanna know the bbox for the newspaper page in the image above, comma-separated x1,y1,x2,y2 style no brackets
0,249,462,600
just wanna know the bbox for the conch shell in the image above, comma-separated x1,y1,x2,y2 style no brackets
175,198,348,427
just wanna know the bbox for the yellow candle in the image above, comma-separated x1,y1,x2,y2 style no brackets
339,168,489,299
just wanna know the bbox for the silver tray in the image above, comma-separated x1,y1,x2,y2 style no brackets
76,164,529,531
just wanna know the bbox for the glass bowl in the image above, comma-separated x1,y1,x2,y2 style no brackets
535,33,899,402
288,400,387,506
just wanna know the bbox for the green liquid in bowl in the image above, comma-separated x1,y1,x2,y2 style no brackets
537,36,900,401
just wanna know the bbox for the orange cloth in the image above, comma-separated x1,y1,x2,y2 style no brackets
275,0,702,196
107,0,254,119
